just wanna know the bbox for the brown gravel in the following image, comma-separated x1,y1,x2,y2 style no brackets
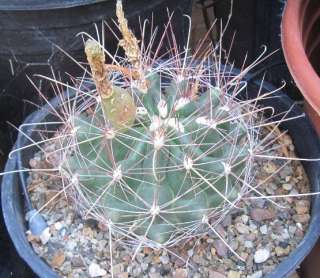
26,130,311,278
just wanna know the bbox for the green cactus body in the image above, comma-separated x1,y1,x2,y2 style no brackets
64,72,250,245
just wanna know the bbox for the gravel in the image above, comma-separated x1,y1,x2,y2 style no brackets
27,129,311,277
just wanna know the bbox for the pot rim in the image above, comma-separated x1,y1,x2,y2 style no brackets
0,0,109,11
281,0,320,115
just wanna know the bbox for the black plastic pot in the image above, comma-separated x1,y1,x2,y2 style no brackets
0,0,192,159
0,0,192,83
0,0,192,84
212,0,301,100
1,75,320,277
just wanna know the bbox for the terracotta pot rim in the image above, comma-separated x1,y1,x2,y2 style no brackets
281,0,320,115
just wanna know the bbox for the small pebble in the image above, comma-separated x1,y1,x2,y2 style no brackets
222,215,232,227
293,214,310,224
51,250,65,268
280,229,290,240
61,261,71,274
275,246,290,257
290,189,299,196
209,270,227,278
252,199,266,209
88,263,107,277
187,249,194,257
244,241,254,249
249,222,258,231
152,256,161,264
282,183,293,191
160,255,170,264
230,240,239,251
263,162,277,173
295,227,304,237
174,268,187,278
214,240,228,257
39,227,51,245
113,263,124,275
240,252,249,260
66,241,77,251
83,227,94,237
235,223,250,234
259,225,268,235
241,215,249,224
227,270,241,278
289,225,297,235
132,266,142,276
59,227,68,237
71,256,85,268
254,249,270,263
295,200,310,215
207,238,214,244
247,270,263,278
250,208,275,222
54,222,63,231
141,263,148,271
266,186,275,195
29,158,38,168
117,273,129,278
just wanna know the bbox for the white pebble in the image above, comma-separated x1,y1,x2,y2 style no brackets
187,249,194,257
259,225,268,235
54,222,63,231
39,227,51,245
290,189,299,196
241,215,249,224
289,225,297,235
247,270,263,278
282,183,293,191
88,263,107,277
280,229,290,240
244,241,254,249
254,249,270,263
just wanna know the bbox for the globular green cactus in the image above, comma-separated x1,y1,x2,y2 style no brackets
62,49,250,245
59,1,252,246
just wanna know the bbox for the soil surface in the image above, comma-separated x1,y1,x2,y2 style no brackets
27,128,311,278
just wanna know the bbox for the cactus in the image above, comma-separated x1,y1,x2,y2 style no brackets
57,2,253,247
51,0,254,248
65,74,250,245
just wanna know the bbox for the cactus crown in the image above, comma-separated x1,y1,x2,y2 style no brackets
58,1,253,247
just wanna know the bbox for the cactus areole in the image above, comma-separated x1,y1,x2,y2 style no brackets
59,1,253,246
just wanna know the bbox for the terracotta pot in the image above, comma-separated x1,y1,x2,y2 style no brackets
281,0,320,136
